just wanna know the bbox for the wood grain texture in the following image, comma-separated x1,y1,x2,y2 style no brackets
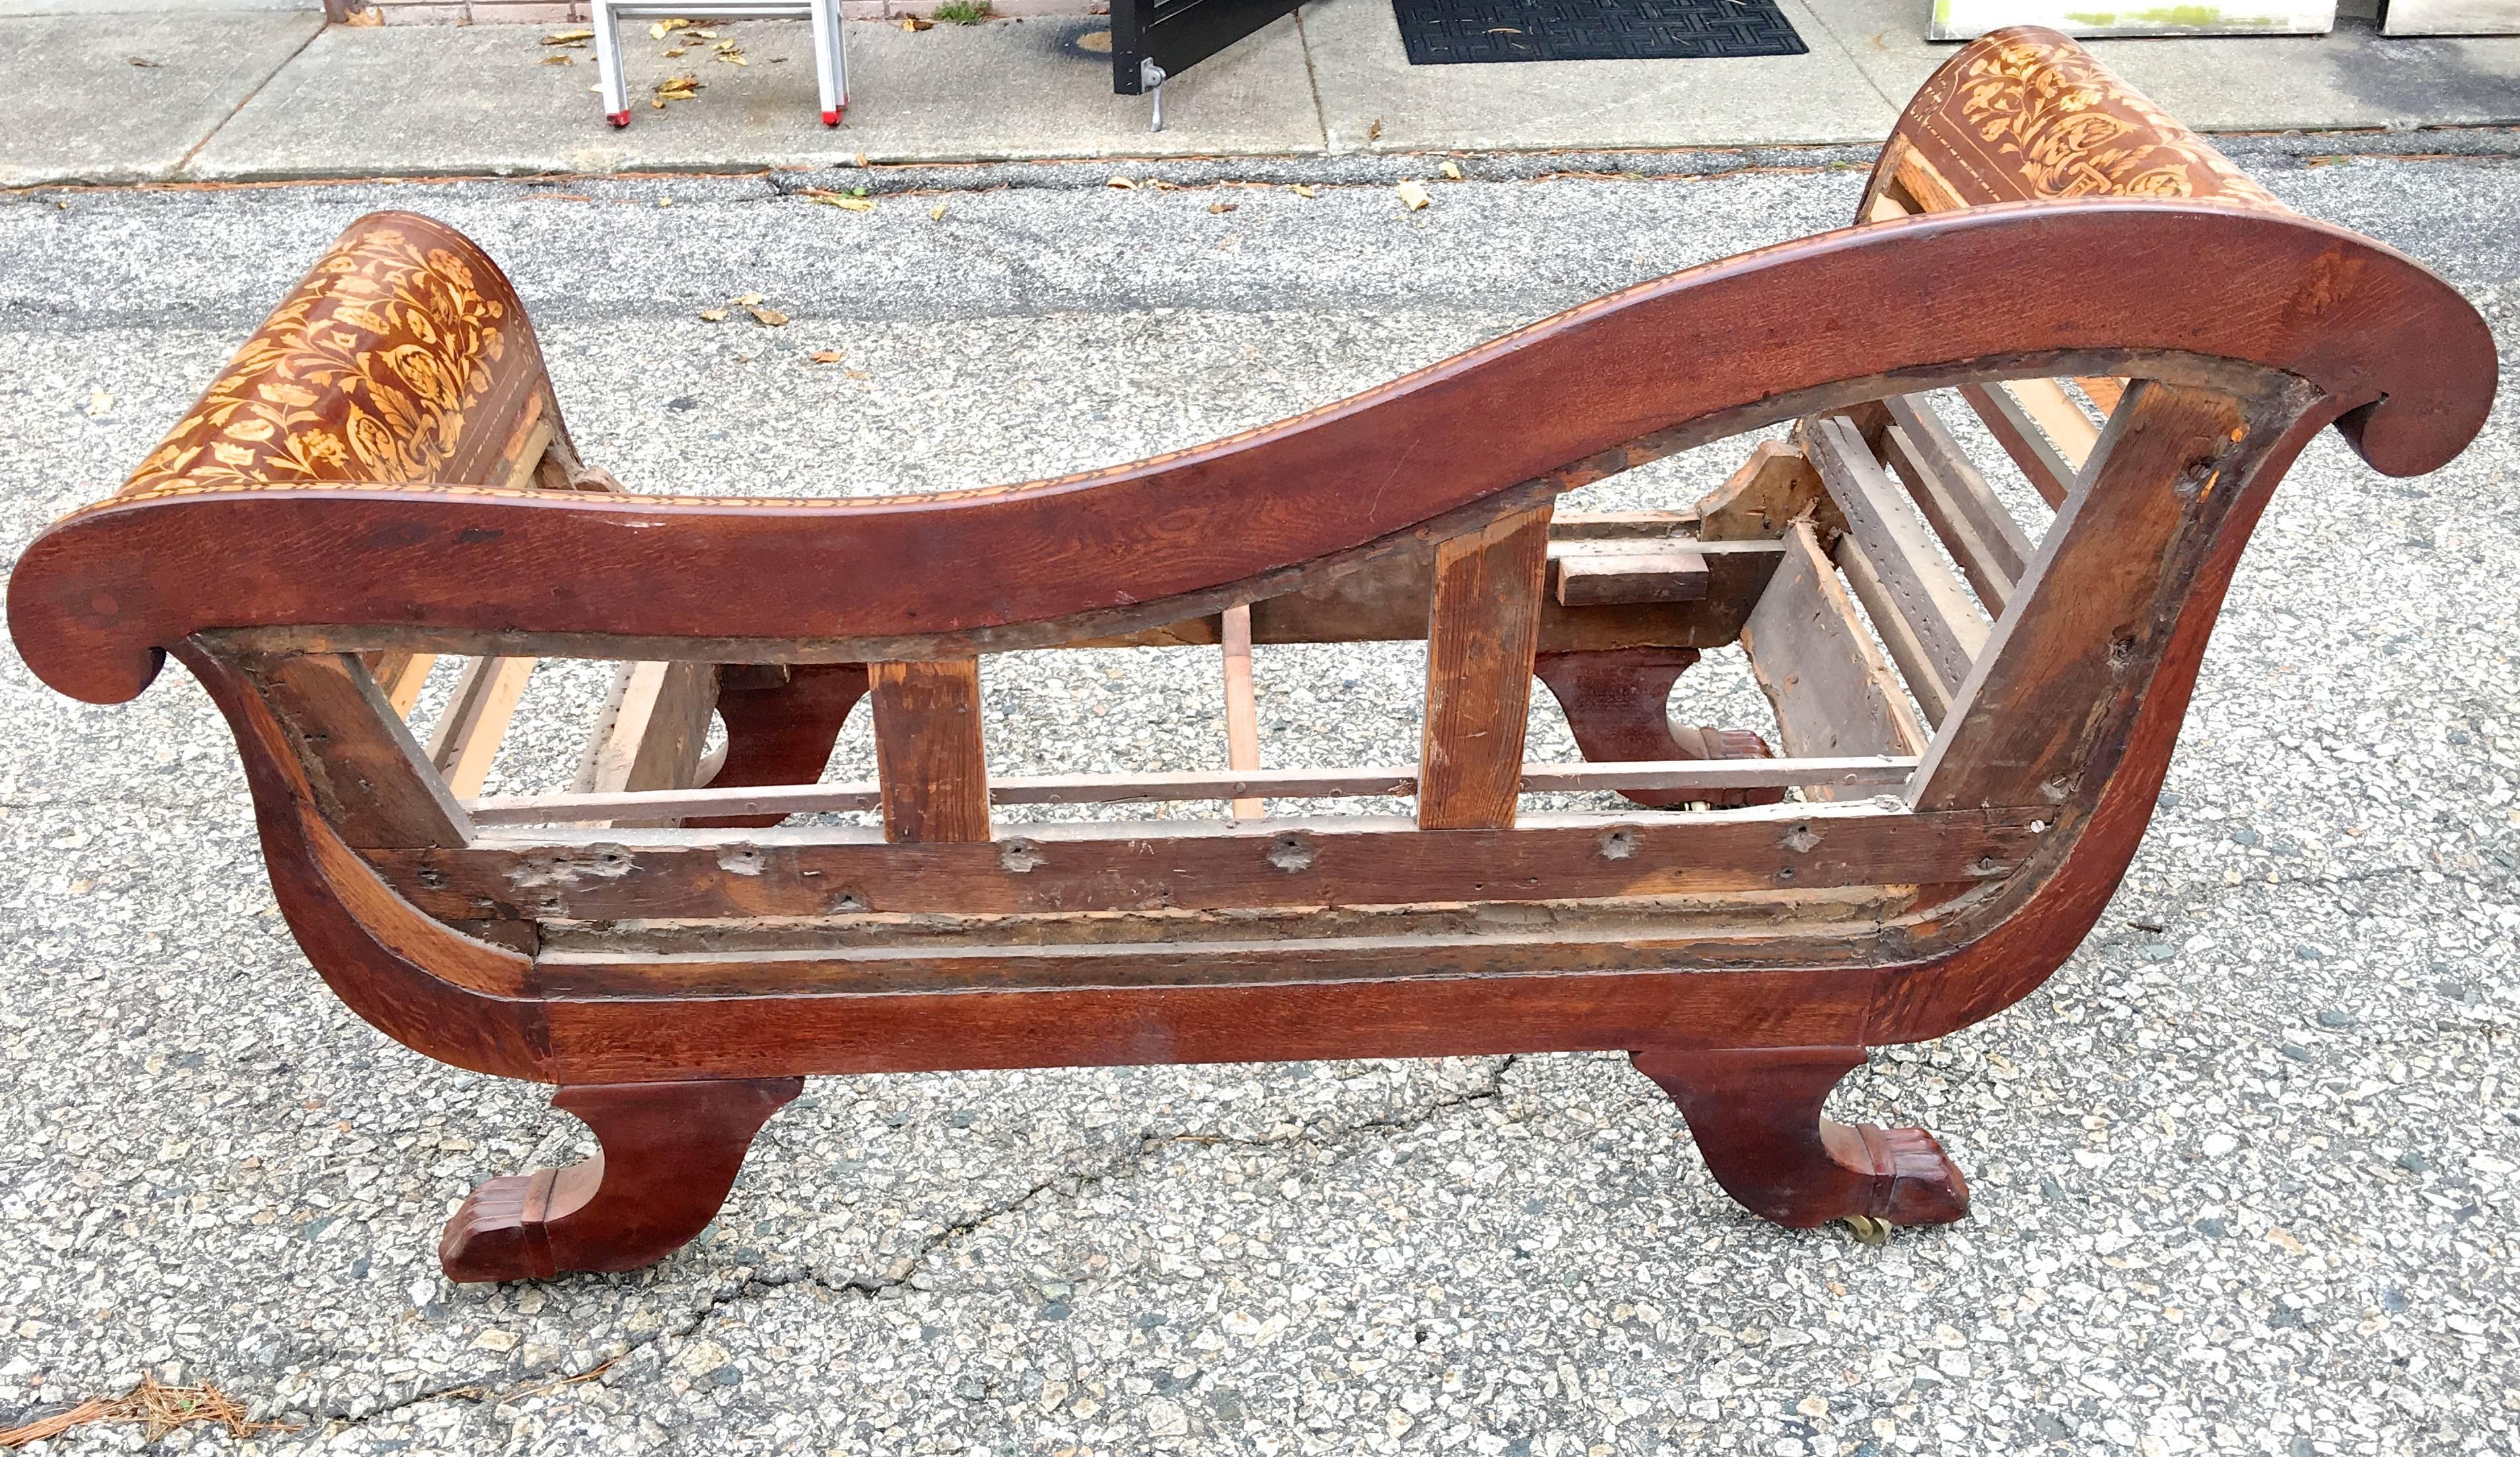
14,204,2490,706
1695,442,1844,542
1740,524,1929,778
1805,415,1989,694
1873,398,2027,607
251,654,472,850
1221,605,1264,820
439,1077,801,1282
1551,543,1710,606
1420,506,1553,830
687,663,868,830
1531,646,1786,810
870,659,991,843
1915,381,2248,811
374,803,2031,921
425,656,536,797
1961,382,2078,508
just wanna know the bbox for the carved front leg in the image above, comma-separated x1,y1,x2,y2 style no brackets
1533,648,1785,810
1632,1046,1967,1229
439,1077,803,1282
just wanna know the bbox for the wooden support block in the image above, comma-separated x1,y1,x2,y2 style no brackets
1696,441,1845,542
1739,525,1928,800
1960,382,2079,508
1549,543,1710,607
1419,506,1553,830
2075,377,2128,415
574,661,722,829
425,656,538,798
1879,395,2033,586
1917,382,2245,811
253,653,472,849
1831,537,1953,729
1805,417,1989,696
1221,605,1264,821
870,659,991,844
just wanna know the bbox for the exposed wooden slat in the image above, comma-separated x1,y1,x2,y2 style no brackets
1420,506,1553,830
1221,604,1263,821
2008,376,2103,472
1548,510,1702,540
365,652,438,718
1918,381,2245,811
462,755,1918,827
374,801,2041,923
1739,523,1928,801
1960,382,2078,508
1879,395,2033,587
424,656,538,798
1870,421,2014,613
573,660,721,829
1831,536,1953,729
1805,416,1989,695
252,653,472,848
870,658,991,843
1550,543,1710,606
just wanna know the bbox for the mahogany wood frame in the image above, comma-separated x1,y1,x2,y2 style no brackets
7,30,2494,1280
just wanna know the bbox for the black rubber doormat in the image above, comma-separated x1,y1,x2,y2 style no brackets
1391,0,1808,63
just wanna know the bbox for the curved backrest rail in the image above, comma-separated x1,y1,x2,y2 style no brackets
9,202,2490,708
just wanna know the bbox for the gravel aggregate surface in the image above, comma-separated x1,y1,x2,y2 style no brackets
0,152,2515,1456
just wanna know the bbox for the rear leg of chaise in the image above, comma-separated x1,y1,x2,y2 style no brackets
1632,1046,1968,1229
439,1077,804,1282
1533,648,1786,810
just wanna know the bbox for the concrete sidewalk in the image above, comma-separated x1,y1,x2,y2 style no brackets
5,0,2520,186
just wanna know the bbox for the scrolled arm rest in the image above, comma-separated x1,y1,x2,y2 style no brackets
116,211,560,504
8,202,2492,708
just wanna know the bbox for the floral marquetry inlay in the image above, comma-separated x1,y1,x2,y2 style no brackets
1892,27,2284,212
119,223,512,499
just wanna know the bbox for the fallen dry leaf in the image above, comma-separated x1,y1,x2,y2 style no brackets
930,203,949,220
902,13,934,27
808,191,876,211
1105,176,1137,190
1438,160,1463,180
542,28,593,43
1289,184,1316,199
128,55,160,67
541,53,575,65
810,350,845,363
85,390,113,418
1395,180,1431,212
692,26,718,36
0,1376,294,1448
734,292,764,305
698,308,728,322
649,17,691,37
719,51,748,64
654,74,701,102
1208,201,1237,215
1368,118,1383,141
1149,179,1181,191
664,46,689,56
845,368,870,380
749,306,789,327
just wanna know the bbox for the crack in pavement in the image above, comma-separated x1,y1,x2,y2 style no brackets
306,1056,1525,1432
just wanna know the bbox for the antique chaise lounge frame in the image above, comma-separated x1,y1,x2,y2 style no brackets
7,32,2494,1281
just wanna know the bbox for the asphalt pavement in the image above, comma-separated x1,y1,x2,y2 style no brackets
0,149,2516,1455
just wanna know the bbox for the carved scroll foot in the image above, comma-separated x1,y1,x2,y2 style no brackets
1632,1046,1969,1229
1533,648,1786,810
438,1077,803,1282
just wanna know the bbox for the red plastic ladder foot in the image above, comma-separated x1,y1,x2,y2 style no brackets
608,111,631,128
